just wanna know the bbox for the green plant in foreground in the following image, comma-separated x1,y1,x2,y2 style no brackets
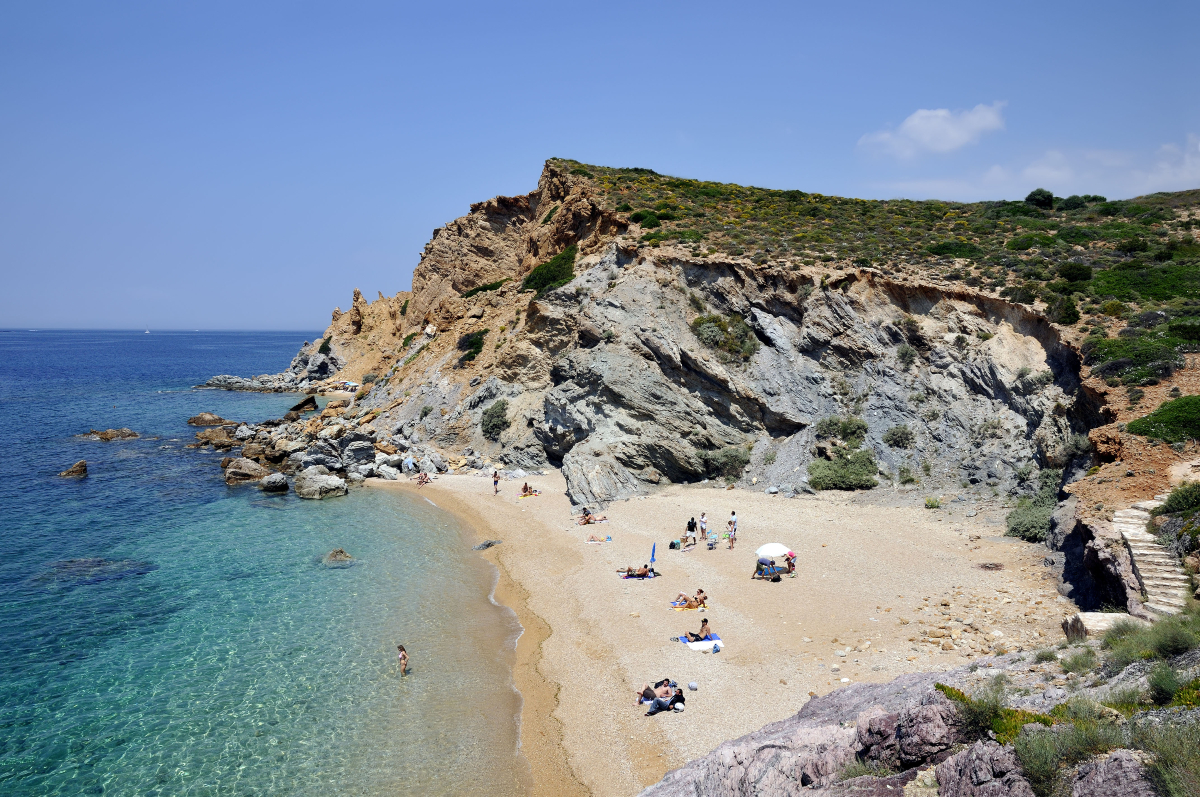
481,400,510,440
1149,662,1183,705
1060,647,1098,674
1131,720,1200,797
1034,649,1058,663
924,497,940,509
837,759,896,781
1152,480,1200,516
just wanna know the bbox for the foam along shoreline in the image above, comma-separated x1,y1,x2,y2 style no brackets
369,469,1074,796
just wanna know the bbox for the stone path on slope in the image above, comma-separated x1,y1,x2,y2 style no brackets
1113,495,1191,617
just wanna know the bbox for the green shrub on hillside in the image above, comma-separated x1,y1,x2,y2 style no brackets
522,245,577,296
403,332,418,347
481,400,510,440
927,241,983,258
815,415,868,446
1127,396,1200,442
1153,481,1200,516
461,279,509,299
882,424,915,448
1006,233,1056,251
400,299,409,316
698,445,751,482
318,336,332,354
456,329,489,363
1006,468,1062,541
1025,188,1055,209
690,313,759,361
808,449,878,491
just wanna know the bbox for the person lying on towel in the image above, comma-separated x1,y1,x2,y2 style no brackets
634,679,672,704
618,564,651,578
645,688,685,716
686,618,715,642
673,589,707,608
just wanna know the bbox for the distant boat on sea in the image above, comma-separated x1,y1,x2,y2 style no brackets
145,329,150,334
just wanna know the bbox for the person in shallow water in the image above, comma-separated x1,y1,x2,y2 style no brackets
397,645,409,675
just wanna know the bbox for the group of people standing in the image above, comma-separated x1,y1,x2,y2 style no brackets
682,511,738,549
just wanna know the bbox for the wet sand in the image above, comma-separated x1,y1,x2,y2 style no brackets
372,473,1071,796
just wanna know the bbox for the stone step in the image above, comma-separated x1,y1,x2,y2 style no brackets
1141,577,1191,588
1146,603,1183,617
1062,611,1150,641
1145,592,1186,605
1132,500,1165,511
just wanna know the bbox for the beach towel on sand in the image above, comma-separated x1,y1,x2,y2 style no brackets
678,634,723,651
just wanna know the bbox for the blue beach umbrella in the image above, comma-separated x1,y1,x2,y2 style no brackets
650,542,656,564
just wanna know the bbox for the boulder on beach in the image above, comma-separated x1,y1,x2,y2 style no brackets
295,468,347,500
260,473,289,492
81,428,139,441
58,460,88,478
224,457,270,485
188,412,234,426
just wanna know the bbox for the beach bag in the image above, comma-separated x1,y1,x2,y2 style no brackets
669,540,679,550
770,574,782,582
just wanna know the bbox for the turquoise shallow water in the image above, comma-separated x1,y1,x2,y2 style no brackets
0,331,526,796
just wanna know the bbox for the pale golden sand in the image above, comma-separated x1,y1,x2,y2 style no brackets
372,473,1069,796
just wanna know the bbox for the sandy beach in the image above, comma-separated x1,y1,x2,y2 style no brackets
372,473,1073,796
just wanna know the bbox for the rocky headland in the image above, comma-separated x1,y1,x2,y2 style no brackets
193,160,1200,793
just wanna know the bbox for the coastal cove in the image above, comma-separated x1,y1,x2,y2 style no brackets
0,331,530,796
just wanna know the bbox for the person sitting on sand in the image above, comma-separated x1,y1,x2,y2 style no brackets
521,482,539,497
645,688,685,716
686,618,715,642
415,472,431,486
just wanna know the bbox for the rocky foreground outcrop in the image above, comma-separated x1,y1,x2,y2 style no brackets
638,646,1195,797
203,161,1103,509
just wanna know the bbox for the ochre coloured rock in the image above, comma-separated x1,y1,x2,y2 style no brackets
223,457,270,485
188,412,234,426
58,460,87,477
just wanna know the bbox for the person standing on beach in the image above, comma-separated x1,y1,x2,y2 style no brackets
493,470,499,495
397,645,409,675
727,511,738,549
698,512,707,541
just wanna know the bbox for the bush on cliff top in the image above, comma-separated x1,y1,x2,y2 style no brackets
522,245,577,297
1127,395,1200,443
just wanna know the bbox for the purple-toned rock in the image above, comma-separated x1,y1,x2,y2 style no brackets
1069,749,1156,797
935,741,1034,797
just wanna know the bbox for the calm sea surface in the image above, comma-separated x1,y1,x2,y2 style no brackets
0,330,526,796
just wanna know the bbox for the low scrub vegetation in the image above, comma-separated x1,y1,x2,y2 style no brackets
521,245,577,296
809,415,877,491
1005,468,1062,541
461,278,508,299
1127,395,1200,443
698,445,751,482
1102,611,1200,672
456,329,489,363
690,313,760,361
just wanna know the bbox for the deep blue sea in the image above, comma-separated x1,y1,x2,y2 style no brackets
0,331,525,796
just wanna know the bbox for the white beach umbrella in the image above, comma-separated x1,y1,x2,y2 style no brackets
755,542,792,558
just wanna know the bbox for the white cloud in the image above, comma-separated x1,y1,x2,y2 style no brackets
867,133,1200,202
859,102,1006,158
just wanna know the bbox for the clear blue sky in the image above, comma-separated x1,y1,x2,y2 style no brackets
2,1,1197,329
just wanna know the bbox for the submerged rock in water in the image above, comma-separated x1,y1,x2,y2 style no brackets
473,540,503,550
80,428,139,441
289,395,318,413
187,412,234,426
58,460,88,477
32,558,157,588
259,473,289,492
323,548,354,567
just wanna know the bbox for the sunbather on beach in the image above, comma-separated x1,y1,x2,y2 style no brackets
586,534,608,543
634,680,672,704
686,618,715,642
672,589,707,608
577,512,608,525
617,565,650,578
520,482,539,496
415,472,431,486
645,688,685,716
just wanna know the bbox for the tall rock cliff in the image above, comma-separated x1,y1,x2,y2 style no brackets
269,161,1102,507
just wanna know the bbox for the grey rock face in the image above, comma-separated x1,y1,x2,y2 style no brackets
294,469,347,500
341,440,376,466
259,473,289,492
376,464,400,480
934,741,1034,797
